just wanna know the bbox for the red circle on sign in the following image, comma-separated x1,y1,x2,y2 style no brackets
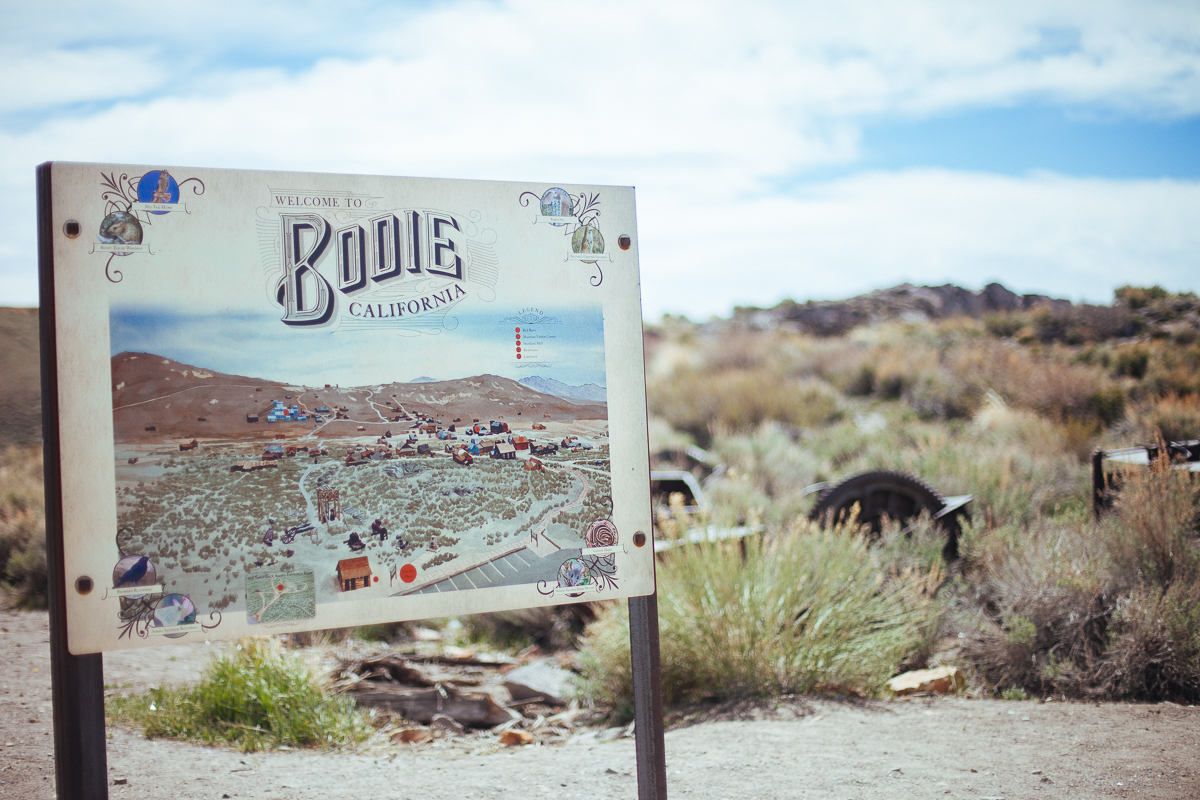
277,584,284,591
516,354,522,359
373,575,379,583
516,346,521,353
515,334,521,340
400,564,417,583
515,327,520,332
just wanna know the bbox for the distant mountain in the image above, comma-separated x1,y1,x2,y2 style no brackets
518,376,607,404
408,377,437,383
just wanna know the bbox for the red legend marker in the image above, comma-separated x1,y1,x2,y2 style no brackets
373,575,379,583
277,584,284,591
517,354,522,359
515,333,521,340
515,327,520,333
400,564,417,583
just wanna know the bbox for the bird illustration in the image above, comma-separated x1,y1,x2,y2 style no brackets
151,169,172,203
114,556,150,588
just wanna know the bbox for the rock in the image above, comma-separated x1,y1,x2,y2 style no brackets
112,777,128,785
429,713,466,736
442,645,475,661
596,727,624,742
500,730,534,747
886,666,965,696
392,728,431,744
503,658,576,706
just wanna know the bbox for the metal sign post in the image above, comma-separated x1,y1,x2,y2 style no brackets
39,163,110,799
36,161,668,799
629,593,669,799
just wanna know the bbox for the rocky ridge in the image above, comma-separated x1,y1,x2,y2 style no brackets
733,282,1073,336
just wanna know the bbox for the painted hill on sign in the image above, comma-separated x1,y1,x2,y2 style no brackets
111,352,606,445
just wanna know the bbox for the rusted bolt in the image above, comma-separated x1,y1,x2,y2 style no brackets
633,531,646,547
75,576,93,595
618,234,631,250
63,220,81,238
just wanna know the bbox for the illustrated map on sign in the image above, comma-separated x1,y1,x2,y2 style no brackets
44,164,653,652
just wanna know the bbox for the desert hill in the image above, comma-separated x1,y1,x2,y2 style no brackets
340,373,607,425
111,352,279,406
111,354,606,445
0,308,42,448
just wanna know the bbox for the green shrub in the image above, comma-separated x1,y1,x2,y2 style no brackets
1112,346,1150,379
984,313,1026,339
1115,285,1169,310
107,639,373,752
650,367,842,443
576,523,941,716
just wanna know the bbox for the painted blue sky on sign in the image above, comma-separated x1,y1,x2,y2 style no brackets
109,304,607,390
3,1,1199,318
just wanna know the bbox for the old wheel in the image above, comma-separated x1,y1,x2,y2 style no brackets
808,469,962,557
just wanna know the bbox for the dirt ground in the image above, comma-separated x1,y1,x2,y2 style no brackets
3,608,1199,799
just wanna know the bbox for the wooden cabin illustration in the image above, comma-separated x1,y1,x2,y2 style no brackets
337,557,373,592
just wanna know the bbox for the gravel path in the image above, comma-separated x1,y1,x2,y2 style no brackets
3,609,1199,799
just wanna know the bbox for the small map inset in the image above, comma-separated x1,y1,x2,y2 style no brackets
246,569,316,625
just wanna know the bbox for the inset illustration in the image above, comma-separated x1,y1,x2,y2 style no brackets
539,187,574,222
556,556,594,597
246,570,316,624
571,224,605,261
151,594,197,638
136,169,180,211
520,188,610,285
95,169,205,281
584,518,618,549
98,211,143,250
111,554,158,599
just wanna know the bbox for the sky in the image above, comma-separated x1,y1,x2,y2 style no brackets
109,304,608,388
3,0,1199,319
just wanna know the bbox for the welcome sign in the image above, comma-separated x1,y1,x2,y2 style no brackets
41,163,653,654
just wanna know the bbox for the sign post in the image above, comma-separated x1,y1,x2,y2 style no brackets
37,161,667,799
39,164,110,799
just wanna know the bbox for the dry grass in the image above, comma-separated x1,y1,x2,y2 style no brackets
0,445,46,608
1133,394,1200,443
577,521,942,718
955,453,1200,701
650,366,843,443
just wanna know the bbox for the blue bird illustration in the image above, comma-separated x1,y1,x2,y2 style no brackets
114,556,150,588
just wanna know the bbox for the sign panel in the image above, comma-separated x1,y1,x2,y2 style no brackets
44,162,652,653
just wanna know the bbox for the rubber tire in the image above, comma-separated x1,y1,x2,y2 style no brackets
807,467,950,534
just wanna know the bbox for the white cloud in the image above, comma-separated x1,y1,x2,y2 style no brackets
0,49,167,114
2,0,1198,314
639,169,1200,317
